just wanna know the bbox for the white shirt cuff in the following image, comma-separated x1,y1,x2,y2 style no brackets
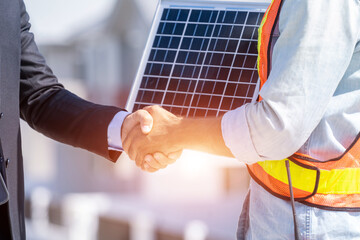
107,111,130,151
221,105,263,164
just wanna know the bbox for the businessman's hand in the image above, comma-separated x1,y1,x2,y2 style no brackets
123,105,184,170
142,151,182,172
122,108,183,172
123,105,234,172
121,109,153,141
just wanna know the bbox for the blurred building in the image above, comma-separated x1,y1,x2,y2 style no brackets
24,0,157,194
23,0,251,239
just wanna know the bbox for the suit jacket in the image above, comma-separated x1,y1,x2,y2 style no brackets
0,1,123,239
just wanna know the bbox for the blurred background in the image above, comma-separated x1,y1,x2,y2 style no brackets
22,0,250,239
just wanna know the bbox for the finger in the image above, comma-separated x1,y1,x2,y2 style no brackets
152,152,170,166
135,110,153,134
168,150,183,161
143,105,160,115
134,152,142,167
135,153,145,168
153,150,182,166
122,110,153,141
144,155,166,169
143,163,159,173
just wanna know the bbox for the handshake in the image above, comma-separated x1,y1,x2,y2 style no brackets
121,105,233,172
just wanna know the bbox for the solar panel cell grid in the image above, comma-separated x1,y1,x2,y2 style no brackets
133,6,265,117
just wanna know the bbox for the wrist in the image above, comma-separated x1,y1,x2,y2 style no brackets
172,116,227,155
173,117,199,150
168,115,186,149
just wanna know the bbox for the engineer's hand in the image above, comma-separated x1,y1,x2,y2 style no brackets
122,108,183,172
123,105,184,171
142,150,182,172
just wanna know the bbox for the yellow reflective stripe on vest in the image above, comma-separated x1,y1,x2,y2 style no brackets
318,168,360,194
253,0,360,208
258,160,360,194
257,0,274,73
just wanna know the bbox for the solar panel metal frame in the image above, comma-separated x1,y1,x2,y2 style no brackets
126,0,270,117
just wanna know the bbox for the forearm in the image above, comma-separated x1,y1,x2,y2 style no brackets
174,117,234,158
223,0,360,163
123,106,233,166
22,88,122,161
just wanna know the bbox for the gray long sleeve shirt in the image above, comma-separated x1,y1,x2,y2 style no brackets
222,0,360,163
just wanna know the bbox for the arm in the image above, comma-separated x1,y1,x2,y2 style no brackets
123,105,233,168
170,117,232,157
125,0,360,170
223,0,360,163
19,1,130,161
18,1,176,164
19,0,123,161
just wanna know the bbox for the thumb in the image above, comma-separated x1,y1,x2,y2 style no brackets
122,110,153,141
136,109,153,134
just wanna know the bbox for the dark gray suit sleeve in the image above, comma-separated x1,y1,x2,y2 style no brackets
19,1,123,162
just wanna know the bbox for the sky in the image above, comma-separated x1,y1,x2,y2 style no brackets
24,0,117,44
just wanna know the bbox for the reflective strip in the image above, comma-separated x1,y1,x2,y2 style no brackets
256,2,270,74
258,160,316,193
257,160,360,195
249,162,312,198
253,0,360,208
318,168,360,194
257,0,282,86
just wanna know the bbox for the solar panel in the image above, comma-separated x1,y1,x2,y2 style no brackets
127,0,269,118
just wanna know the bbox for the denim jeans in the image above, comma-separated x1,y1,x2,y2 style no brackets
237,180,360,240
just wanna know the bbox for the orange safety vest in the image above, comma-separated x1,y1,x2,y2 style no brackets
247,0,360,210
